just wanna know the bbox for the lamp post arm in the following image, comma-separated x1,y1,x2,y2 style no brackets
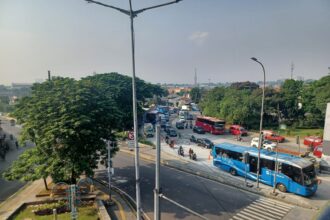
134,0,182,15
85,0,131,16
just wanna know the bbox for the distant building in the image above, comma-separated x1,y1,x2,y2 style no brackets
11,83,32,89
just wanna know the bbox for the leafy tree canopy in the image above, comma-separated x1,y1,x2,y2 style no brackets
3,73,165,184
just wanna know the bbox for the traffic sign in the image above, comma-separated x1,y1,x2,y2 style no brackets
128,140,134,150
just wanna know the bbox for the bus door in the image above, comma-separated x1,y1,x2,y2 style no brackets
248,156,258,181
260,158,275,185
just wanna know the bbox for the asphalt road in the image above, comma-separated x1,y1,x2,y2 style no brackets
0,116,32,202
96,151,263,220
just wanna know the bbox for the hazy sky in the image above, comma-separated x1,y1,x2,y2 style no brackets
1,0,330,85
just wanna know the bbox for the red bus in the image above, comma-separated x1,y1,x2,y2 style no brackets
195,116,225,135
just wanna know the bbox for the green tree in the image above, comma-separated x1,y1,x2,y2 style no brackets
3,73,166,186
190,87,204,103
279,79,304,123
4,77,119,184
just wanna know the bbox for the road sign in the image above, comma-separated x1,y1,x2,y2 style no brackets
128,140,134,150
128,131,134,140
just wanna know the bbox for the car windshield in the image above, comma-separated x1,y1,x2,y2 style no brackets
264,141,272,144
302,165,316,186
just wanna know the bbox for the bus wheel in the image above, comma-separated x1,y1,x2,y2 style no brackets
230,168,237,176
277,183,287,192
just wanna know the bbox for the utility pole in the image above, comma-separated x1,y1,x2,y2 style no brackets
48,70,51,81
272,141,279,194
251,57,266,189
85,1,183,219
290,62,294,80
154,125,161,220
107,140,112,203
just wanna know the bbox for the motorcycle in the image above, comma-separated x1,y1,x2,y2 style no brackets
190,152,197,161
178,146,184,156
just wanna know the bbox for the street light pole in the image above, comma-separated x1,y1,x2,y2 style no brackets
251,57,266,189
85,1,183,219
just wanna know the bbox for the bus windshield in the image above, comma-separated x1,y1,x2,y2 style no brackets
302,165,316,186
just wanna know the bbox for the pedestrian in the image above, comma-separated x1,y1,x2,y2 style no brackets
189,148,193,159
15,141,19,150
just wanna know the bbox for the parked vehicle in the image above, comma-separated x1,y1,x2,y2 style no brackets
144,126,154,138
190,135,197,143
164,124,171,132
230,125,248,136
195,116,225,135
212,143,319,196
193,126,205,134
167,128,177,137
176,121,184,129
196,138,214,148
313,145,323,158
250,137,276,151
304,136,323,148
262,130,285,143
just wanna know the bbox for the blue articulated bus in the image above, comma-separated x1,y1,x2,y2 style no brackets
212,143,318,196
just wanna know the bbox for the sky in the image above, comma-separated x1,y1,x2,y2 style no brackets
1,0,330,85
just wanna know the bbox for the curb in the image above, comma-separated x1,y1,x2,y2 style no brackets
120,148,317,210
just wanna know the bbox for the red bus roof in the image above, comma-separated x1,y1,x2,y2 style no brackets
196,115,225,122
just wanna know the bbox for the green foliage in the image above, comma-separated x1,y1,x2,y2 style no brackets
3,73,165,184
190,87,204,103
199,77,329,129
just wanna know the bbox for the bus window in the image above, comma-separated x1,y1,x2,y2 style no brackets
249,156,258,173
215,148,221,155
261,158,275,171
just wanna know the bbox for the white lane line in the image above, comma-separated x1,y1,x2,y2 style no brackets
252,202,289,214
244,206,282,220
258,198,294,209
236,213,255,220
242,208,277,220
237,210,266,220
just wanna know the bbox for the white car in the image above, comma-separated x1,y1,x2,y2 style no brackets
251,137,276,151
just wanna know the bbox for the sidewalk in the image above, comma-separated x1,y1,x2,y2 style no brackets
0,179,45,219
120,141,330,212
0,176,136,220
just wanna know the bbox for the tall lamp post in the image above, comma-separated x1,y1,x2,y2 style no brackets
251,57,266,189
85,1,183,219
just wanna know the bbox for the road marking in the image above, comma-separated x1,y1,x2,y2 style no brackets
258,197,294,209
236,213,255,220
231,198,294,220
251,201,289,215
244,206,282,219
241,208,275,220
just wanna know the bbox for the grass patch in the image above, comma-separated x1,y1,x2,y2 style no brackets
277,128,323,137
13,205,98,220
139,138,155,148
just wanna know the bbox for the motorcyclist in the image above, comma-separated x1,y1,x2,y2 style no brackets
178,146,184,156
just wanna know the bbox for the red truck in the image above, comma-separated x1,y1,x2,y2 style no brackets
303,136,323,147
262,130,285,143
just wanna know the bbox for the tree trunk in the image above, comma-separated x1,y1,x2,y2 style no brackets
43,177,48,190
71,167,76,184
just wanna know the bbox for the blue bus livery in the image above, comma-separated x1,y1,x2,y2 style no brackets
212,143,318,196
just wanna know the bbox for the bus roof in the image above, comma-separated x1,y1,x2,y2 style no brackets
214,143,313,168
197,116,225,122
